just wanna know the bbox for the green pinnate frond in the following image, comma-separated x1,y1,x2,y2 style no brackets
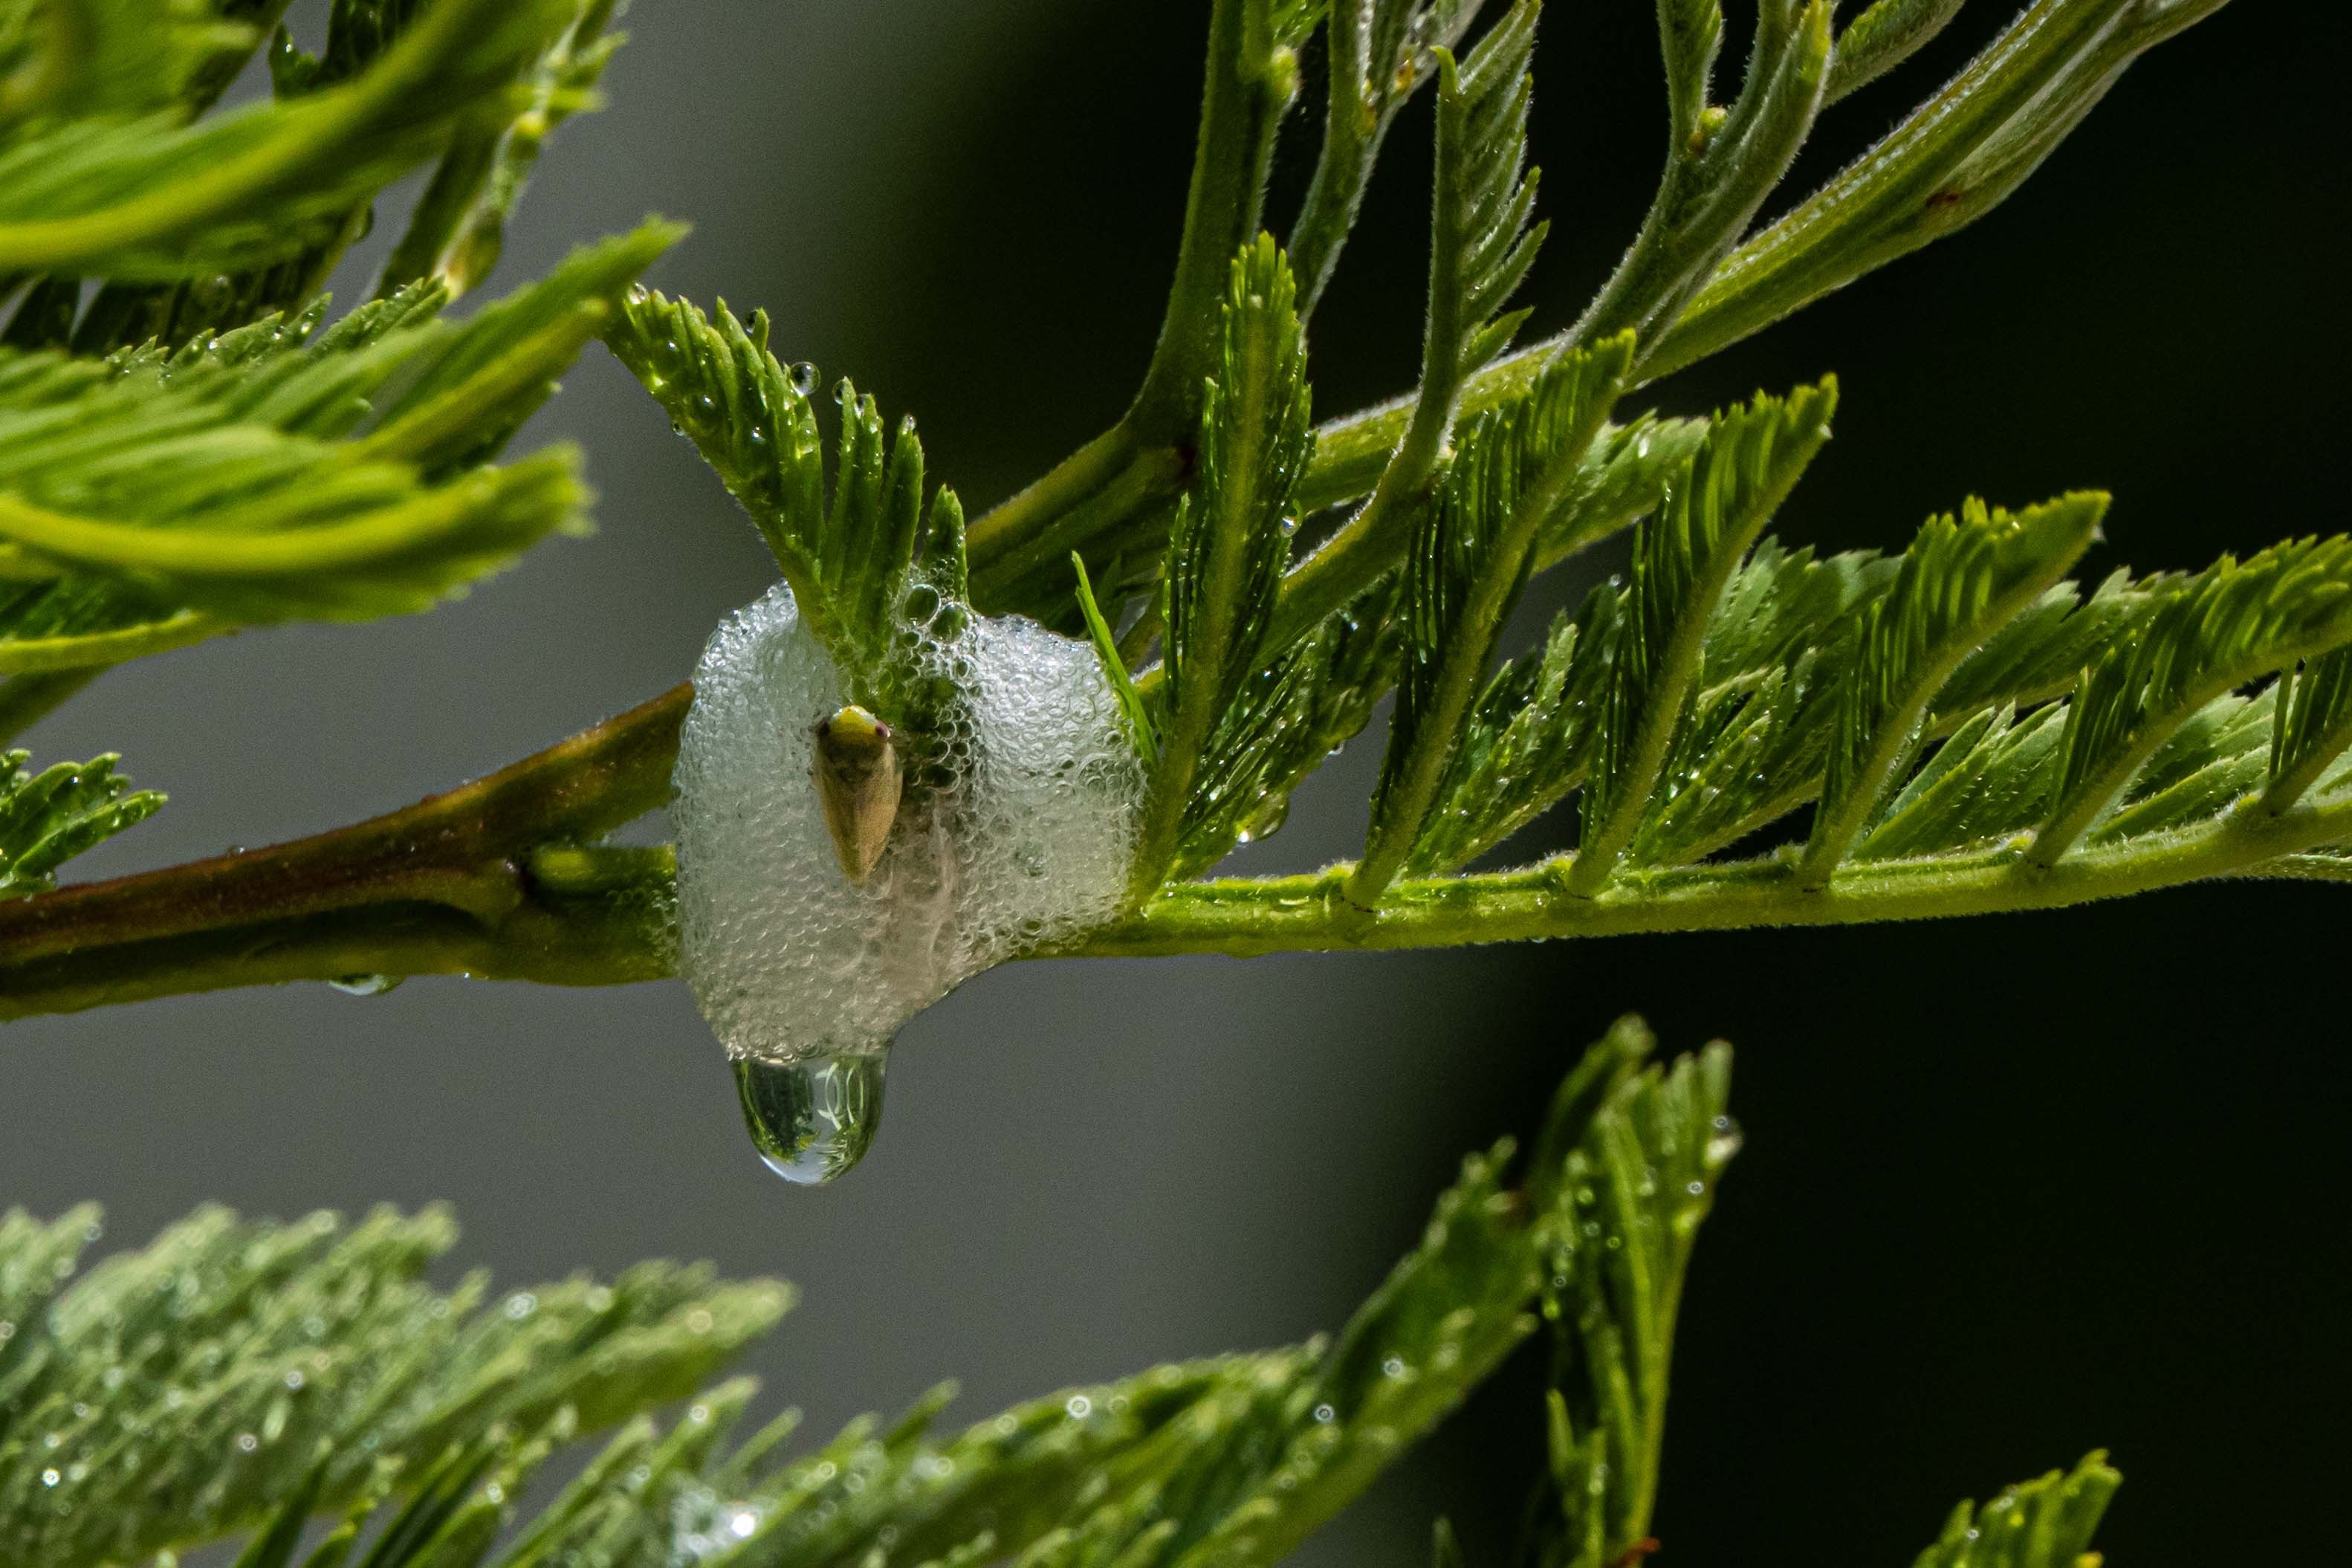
1619,542,1894,865
1911,1454,2122,1568
0,1028,1734,1568
1695,535,1896,691
58,0,459,356
1647,0,2230,380
0,747,160,890
1572,0,1831,353
2032,536,2352,864
1138,234,1313,887
0,1202,788,1567
0,226,670,641
1569,379,1836,892
604,287,968,685
0,0,585,279
1286,0,1481,314
1175,572,1400,875
1531,414,1711,571
1928,568,2168,721
1520,1019,1735,1568
379,0,631,301
2089,684,2275,845
1801,493,2104,881
1405,584,1614,875
1853,701,2065,862
363,218,681,475
2262,645,2352,814
1824,0,1969,103
1357,337,1630,898
1248,1,1541,752
0,0,252,131
1436,1,1544,378
1627,641,1837,866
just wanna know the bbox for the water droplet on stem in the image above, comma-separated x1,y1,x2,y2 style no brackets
735,1053,887,1185
327,973,400,997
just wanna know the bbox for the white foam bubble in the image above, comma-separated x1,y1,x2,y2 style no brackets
672,582,1145,1064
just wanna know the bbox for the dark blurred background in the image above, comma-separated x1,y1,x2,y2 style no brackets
6,0,2348,1562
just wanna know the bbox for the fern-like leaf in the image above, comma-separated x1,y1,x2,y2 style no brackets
1139,234,1313,887
1572,0,1832,354
1405,585,1613,875
0,0,583,278
1824,0,1969,103
0,1203,789,1566
0,748,159,891
0,227,670,641
1358,336,1630,898
2261,645,2352,815
1568,380,1836,892
2033,536,2352,864
603,288,968,685
1286,0,1482,314
1800,493,2104,882
1,1026,1729,1568
378,0,629,300
1521,1017,1737,1568
1176,573,1402,875
1910,1454,2122,1568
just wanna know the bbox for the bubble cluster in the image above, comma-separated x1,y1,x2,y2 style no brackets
673,582,1145,1182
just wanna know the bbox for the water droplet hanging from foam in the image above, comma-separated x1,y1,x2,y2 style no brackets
734,1054,887,1185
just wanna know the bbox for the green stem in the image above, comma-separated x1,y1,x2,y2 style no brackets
4,697,2345,1018
1067,796,2352,958
964,0,1294,602
968,434,1187,605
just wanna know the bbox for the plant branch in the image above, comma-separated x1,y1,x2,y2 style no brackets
1300,0,2228,515
1067,795,2352,958
6,672,2348,1017
965,0,1295,603
0,684,685,1018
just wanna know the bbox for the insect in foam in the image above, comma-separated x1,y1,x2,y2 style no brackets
810,704,903,883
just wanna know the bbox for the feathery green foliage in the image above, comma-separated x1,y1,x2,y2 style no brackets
0,0,586,278
1287,0,1481,313
0,0,2281,1551
604,287,970,696
0,1028,1893,1568
0,1202,788,1565
1138,234,1313,889
0,746,158,891
1569,381,1835,893
1358,337,1628,899
1908,1454,2122,1568
0,224,671,652
1520,1017,1732,1568
0,0,2300,1003
1800,495,2105,882
2032,537,2352,863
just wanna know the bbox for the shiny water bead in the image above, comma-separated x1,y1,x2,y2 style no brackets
736,1054,887,1185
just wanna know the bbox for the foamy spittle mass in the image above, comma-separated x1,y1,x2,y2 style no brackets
673,583,1144,1182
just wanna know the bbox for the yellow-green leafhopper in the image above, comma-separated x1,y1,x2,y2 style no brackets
811,704,903,884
